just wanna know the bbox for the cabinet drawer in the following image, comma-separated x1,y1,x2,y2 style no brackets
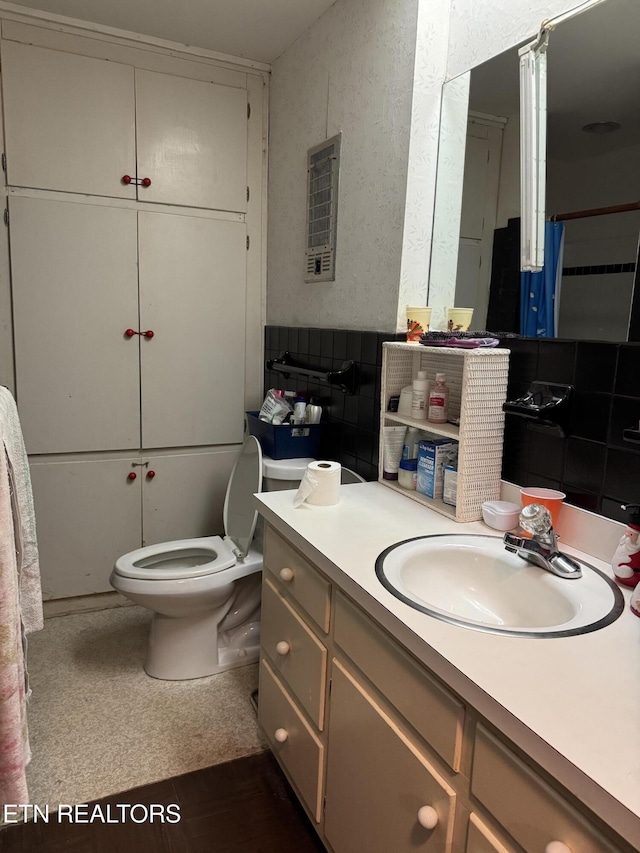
264,526,331,632
258,659,324,823
261,577,327,730
334,591,464,771
471,725,620,853
324,659,456,853
466,813,513,853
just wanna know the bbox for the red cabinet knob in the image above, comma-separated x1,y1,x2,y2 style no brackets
127,472,137,481
141,177,152,187
125,328,136,337
147,470,156,479
143,330,154,339
122,174,132,185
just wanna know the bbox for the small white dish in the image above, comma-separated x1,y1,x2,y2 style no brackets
481,500,520,531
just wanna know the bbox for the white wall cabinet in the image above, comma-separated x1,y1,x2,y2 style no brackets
135,69,247,212
0,21,265,600
31,446,239,599
9,196,141,455
29,456,143,599
138,210,246,449
258,523,634,853
1,41,137,201
10,197,247,455
141,447,238,547
2,40,248,212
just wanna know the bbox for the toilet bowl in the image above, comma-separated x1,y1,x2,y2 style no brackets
110,437,310,681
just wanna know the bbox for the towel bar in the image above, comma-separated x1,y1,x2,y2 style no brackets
266,351,356,394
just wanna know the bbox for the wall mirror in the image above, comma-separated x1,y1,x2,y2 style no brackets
430,0,640,342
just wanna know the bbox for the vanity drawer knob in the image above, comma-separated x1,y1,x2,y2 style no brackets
274,728,288,743
279,567,294,582
417,805,438,830
545,844,572,853
276,641,290,656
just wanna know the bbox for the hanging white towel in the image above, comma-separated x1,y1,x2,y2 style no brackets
0,387,42,634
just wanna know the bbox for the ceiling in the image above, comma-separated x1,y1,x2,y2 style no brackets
6,0,338,63
468,0,640,160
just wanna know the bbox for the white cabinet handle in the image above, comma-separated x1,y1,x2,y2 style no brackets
279,567,294,582
417,805,438,830
274,728,288,743
276,641,291,656
545,844,572,853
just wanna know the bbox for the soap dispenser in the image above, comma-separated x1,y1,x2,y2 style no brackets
611,503,640,590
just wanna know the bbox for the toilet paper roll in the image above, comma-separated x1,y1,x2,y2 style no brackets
293,461,341,507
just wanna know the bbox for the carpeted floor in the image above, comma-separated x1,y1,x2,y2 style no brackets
24,604,267,809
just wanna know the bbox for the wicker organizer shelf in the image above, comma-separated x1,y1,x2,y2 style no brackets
380,342,510,522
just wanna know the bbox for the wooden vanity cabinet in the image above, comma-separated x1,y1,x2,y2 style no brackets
257,523,633,853
324,658,457,853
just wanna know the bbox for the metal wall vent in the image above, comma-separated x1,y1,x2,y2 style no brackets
305,132,341,283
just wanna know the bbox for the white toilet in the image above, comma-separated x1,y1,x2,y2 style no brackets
110,438,312,680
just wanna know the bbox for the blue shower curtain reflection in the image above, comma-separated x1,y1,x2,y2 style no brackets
520,221,564,337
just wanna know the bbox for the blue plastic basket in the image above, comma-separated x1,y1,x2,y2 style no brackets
246,411,323,460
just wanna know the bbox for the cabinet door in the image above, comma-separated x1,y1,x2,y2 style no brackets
466,813,513,853
30,456,142,599
141,447,239,546
1,41,136,199
10,197,140,454
135,69,247,212
324,659,456,853
138,211,246,448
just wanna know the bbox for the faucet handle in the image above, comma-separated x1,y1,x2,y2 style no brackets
519,503,553,536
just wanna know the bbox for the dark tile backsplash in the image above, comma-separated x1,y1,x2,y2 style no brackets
264,325,403,482
502,337,640,520
264,327,640,522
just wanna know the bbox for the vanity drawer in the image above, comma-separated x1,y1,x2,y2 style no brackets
334,591,464,771
264,525,331,633
261,576,327,730
471,725,620,853
258,658,324,823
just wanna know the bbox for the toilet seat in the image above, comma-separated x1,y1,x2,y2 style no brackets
114,535,237,581
113,437,263,583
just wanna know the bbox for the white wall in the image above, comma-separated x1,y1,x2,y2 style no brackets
267,0,419,331
267,0,604,332
446,0,595,79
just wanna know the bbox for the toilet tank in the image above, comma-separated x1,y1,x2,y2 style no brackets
262,456,314,491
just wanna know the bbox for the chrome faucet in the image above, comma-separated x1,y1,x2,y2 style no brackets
503,504,582,579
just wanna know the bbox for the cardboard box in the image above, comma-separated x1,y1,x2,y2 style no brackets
416,439,458,499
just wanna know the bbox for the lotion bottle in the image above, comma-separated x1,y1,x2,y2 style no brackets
428,372,449,424
411,371,429,420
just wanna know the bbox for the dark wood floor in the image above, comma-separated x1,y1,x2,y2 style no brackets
0,751,326,852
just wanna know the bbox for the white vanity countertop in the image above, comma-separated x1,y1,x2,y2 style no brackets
255,482,640,847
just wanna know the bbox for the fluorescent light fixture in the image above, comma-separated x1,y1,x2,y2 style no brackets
519,37,547,272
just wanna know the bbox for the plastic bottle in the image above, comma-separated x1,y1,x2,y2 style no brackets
397,384,414,416
398,458,418,490
428,373,449,424
293,393,307,425
402,426,421,460
411,371,429,420
306,397,322,424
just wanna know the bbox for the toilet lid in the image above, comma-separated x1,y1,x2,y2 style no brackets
223,435,263,558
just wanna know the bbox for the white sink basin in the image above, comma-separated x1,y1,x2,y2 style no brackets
376,534,624,637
